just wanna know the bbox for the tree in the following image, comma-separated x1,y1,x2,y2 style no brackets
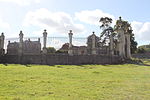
130,33,138,54
55,50,68,54
100,17,138,54
100,17,112,29
46,47,56,54
99,17,113,44
137,48,146,53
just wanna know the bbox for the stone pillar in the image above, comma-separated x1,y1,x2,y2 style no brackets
43,29,47,54
110,34,114,55
43,29,47,48
118,28,126,58
68,30,73,55
0,33,5,55
1,33,4,49
91,32,96,55
19,31,23,55
38,38,40,42
125,34,131,59
18,31,24,63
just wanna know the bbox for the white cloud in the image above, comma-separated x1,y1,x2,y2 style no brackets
75,9,115,25
49,39,64,50
73,40,86,46
131,21,150,41
0,0,41,6
74,9,150,45
22,8,150,46
0,18,10,30
23,8,85,34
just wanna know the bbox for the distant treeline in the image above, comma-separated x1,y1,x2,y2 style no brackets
137,45,150,53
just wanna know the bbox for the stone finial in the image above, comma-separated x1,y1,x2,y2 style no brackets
38,38,40,42
43,29,47,36
19,30,24,37
92,31,95,34
69,30,73,34
119,16,122,20
69,30,72,33
28,38,30,41
1,32,4,36
20,30,23,34
68,30,73,36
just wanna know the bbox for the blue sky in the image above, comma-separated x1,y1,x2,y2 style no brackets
0,0,150,46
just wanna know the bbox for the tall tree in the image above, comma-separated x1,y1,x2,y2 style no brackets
130,32,138,54
99,17,113,44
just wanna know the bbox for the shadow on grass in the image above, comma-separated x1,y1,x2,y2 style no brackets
124,58,150,66
25,64,32,67
3,63,8,66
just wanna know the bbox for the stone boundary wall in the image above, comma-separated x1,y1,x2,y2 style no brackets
0,54,122,65
132,53,150,59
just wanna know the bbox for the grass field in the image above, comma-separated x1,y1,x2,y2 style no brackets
0,60,150,100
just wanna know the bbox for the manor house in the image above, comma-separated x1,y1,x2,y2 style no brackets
0,17,132,65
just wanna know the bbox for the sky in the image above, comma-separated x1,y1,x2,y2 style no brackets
0,0,150,46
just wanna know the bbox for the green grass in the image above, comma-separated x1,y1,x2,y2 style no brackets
0,60,150,100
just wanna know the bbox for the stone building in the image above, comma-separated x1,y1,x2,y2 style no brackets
5,17,131,60
59,43,69,52
0,17,132,65
7,31,41,55
68,30,87,55
22,39,41,55
60,43,87,55
67,17,132,59
87,32,99,54
71,46,87,55
67,30,110,56
7,41,19,55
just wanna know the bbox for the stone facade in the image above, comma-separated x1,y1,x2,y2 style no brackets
0,16,133,65
60,43,87,55
67,17,132,60
68,30,88,55
67,31,110,56
71,46,87,55
7,31,41,55
2,54,122,65
87,32,100,55
7,41,19,55
23,39,41,55
114,17,132,59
